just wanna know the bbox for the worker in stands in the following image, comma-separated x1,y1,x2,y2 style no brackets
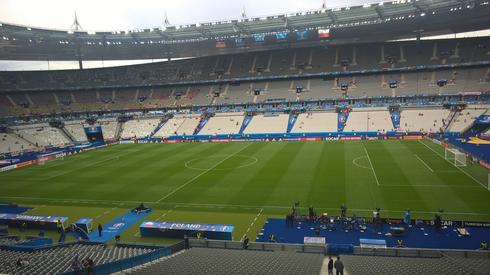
56,220,63,234
242,235,249,249
397,239,404,248
268,233,275,242
480,241,488,250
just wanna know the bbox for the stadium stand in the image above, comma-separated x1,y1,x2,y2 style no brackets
120,119,160,139
198,113,244,135
11,124,71,147
153,116,187,138
290,112,338,133
0,243,156,274
63,121,88,143
0,133,36,154
243,114,289,134
448,108,487,132
399,109,451,133
99,119,119,141
174,115,201,136
341,253,490,275
344,109,394,133
126,247,323,275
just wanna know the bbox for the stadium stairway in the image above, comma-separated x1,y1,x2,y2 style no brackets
443,109,459,132
89,210,151,243
115,121,124,140
6,128,37,147
239,115,253,134
338,112,350,132
149,118,169,138
60,126,77,144
390,111,401,129
193,116,210,135
286,113,298,133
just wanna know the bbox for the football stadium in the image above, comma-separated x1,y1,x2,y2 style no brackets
1,0,490,274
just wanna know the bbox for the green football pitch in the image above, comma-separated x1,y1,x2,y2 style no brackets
1,139,489,244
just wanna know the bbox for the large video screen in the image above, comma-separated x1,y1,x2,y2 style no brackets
318,29,330,38
275,32,288,41
254,34,265,42
295,31,308,40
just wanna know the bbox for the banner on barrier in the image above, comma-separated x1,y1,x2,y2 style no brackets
0,164,17,172
403,135,423,140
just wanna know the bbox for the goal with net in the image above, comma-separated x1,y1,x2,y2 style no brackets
444,148,467,167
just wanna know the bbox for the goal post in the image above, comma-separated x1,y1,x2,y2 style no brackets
444,148,467,167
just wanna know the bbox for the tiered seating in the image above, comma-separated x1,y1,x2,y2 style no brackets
344,112,369,132
399,109,451,133
243,114,289,134
198,113,244,135
342,254,488,275
344,110,394,132
0,236,21,245
129,248,323,275
367,110,394,132
448,108,487,132
120,118,160,139
175,115,201,136
0,243,156,275
99,119,118,140
64,121,88,142
153,117,187,138
0,133,36,154
291,112,338,133
13,124,70,147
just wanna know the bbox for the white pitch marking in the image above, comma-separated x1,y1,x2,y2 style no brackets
352,156,370,169
241,208,263,241
3,196,490,217
418,140,486,189
363,145,380,186
155,143,253,203
380,184,480,188
414,154,434,172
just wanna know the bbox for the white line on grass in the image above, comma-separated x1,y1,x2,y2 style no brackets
414,154,434,172
380,184,480,188
94,206,117,220
418,140,487,189
0,196,154,205
2,195,490,217
241,208,263,241
155,143,253,203
363,145,380,186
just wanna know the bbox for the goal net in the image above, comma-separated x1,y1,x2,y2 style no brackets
444,148,467,167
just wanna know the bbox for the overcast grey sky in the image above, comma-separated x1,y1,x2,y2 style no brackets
0,0,376,31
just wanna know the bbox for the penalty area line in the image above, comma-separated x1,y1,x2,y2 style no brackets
414,154,434,172
418,140,487,190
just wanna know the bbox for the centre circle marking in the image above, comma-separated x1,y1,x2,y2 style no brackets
185,154,258,171
352,156,370,169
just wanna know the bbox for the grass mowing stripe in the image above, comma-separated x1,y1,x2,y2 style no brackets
418,140,487,189
155,143,253,203
414,154,434,172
